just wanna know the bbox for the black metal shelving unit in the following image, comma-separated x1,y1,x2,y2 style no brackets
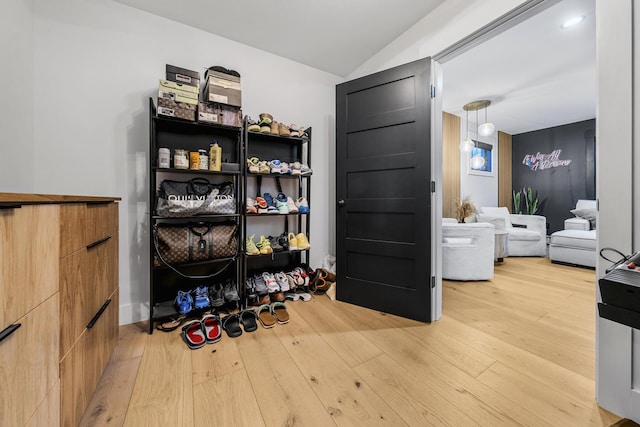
242,117,312,304
148,98,243,333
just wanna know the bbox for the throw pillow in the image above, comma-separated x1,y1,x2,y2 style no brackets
570,208,597,229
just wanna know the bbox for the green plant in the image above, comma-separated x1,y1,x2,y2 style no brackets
512,190,521,214
522,186,539,215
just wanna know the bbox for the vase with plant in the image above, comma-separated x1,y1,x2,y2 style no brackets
455,196,477,223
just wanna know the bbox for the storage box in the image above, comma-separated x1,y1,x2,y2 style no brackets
166,64,200,88
201,72,242,107
158,80,199,105
197,102,242,127
157,97,196,121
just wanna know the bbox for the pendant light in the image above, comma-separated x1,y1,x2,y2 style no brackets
459,108,474,152
477,101,495,137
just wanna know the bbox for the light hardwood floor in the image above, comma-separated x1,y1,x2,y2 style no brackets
80,257,625,427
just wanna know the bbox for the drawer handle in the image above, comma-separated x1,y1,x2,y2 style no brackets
0,323,21,343
87,236,111,250
87,201,112,205
87,299,111,329
0,204,22,210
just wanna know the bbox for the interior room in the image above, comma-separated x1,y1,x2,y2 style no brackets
2,0,640,426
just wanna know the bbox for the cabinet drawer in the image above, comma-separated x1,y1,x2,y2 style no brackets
60,237,117,358
0,205,59,328
60,202,117,257
0,294,60,427
26,379,60,427
60,288,118,427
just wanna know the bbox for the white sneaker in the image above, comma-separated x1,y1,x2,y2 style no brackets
295,197,309,214
300,163,312,176
287,197,298,213
280,162,291,174
269,159,281,174
291,162,301,175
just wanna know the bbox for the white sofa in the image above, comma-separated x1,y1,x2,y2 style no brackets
477,207,547,257
549,199,597,268
442,219,495,281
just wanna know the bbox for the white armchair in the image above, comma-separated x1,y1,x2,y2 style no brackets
442,220,495,281
477,207,547,257
549,200,597,267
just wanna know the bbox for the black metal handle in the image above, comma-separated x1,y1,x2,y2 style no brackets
0,204,22,210
87,299,111,329
337,200,345,207
87,201,112,205
87,236,111,250
0,323,21,343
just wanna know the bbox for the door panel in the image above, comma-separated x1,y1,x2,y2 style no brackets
336,57,432,322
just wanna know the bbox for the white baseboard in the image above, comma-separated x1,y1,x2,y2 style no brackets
119,302,150,326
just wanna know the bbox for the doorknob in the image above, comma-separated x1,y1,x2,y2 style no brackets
337,199,345,207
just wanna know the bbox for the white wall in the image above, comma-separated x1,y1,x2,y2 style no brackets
32,0,342,324
458,117,499,208
1,0,34,192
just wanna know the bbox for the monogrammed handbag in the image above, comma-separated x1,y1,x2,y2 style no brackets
153,222,238,268
156,179,235,217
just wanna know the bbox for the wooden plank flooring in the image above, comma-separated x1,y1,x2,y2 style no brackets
81,257,626,426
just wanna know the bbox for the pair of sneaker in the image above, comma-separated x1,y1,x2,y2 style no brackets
176,286,209,314
246,234,273,255
288,233,311,251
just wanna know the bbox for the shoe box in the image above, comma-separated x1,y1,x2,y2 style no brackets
201,70,242,107
166,64,200,88
157,97,196,121
198,102,242,127
158,80,199,105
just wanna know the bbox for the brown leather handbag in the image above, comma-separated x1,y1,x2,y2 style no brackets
153,222,238,269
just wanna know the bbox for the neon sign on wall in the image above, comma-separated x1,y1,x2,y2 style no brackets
522,149,572,171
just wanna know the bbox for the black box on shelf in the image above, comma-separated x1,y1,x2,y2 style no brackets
166,64,200,88
157,97,196,121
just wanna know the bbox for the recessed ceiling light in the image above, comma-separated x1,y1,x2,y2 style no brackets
561,16,585,29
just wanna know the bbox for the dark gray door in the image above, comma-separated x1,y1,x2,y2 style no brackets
336,57,433,322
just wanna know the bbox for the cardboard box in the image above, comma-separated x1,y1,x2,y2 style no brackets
158,80,199,105
157,97,196,121
197,102,242,127
166,64,200,88
201,73,242,107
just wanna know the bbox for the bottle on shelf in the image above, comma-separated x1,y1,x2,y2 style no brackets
209,141,222,171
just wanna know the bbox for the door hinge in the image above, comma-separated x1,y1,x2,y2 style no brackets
430,85,436,98
431,181,435,193
431,276,436,288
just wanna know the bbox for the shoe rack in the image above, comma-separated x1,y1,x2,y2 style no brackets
242,116,312,306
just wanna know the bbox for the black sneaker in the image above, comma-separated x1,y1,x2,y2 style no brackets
223,280,240,303
277,233,289,251
208,283,225,307
269,236,283,252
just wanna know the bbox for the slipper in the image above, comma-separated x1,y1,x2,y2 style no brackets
156,314,186,332
257,304,277,328
271,302,290,324
240,309,258,332
201,314,222,344
222,314,243,338
181,320,206,350
296,289,312,302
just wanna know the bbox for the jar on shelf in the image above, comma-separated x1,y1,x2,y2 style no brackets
189,151,200,170
198,149,208,170
158,148,170,168
174,149,188,169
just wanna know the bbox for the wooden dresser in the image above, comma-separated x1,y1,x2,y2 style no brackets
0,193,120,427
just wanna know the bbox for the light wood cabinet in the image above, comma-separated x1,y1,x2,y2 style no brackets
0,194,119,427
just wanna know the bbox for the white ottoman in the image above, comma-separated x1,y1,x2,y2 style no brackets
549,229,596,268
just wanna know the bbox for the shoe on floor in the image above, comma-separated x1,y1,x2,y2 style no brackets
209,283,225,307
181,320,206,349
223,280,240,303
201,314,222,344
275,271,290,292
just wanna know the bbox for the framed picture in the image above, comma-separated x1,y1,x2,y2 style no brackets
467,140,495,176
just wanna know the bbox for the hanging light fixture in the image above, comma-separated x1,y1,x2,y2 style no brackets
470,107,486,169
477,100,495,137
459,108,474,152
